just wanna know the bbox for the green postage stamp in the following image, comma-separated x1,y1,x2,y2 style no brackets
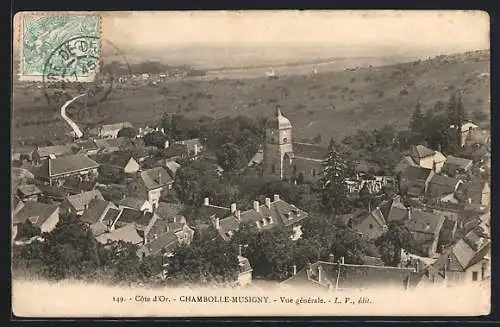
19,13,101,82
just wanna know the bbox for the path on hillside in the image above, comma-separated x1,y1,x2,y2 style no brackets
61,94,86,139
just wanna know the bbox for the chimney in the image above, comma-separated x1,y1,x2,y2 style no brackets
468,197,472,204
154,233,158,239
273,194,280,202
156,127,159,132
293,264,297,276
173,216,177,223
203,197,209,206
236,210,241,221
328,253,335,263
139,127,143,134
432,160,437,172
265,197,271,208
158,171,162,185
161,128,165,134
406,207,412,219
317,265,323,282
194,143,198,156
253,200,260,212
230,203,237,214
340,257,345,264
238,244,242,256
164,140,169,149
215,217,220,230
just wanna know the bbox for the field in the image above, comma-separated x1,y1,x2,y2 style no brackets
12,49,490,151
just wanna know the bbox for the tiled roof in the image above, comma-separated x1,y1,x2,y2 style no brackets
140,167,173,190
102,208,122,226
443,156,473,171
92,152,136,168
400,165,432,182
155,202,185,222
73,139,99,152
66,190,104,212
139,231,179,257
411,144,436,159
35,144,74,158
164,160,181,177
80,199,116,224
292,142,329,160
395,156,418,173
405,210,444,235
35,184,69,199
89,221,108,237
34,154,99,178
100,122,133,134
176,138,203,154
427,175,462,198
282,261,416,290
215,197,309,239
163,143,189,159
118,208,146,224
13,202,59,226
118,197,147,210
94,137,133,150
60,177,97,194
17,184,42,197
95,223,143,245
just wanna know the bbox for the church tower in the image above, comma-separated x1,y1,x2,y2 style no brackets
263,106,293,179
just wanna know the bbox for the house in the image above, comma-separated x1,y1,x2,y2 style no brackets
131,167,173,209
206,194,309,241
33,154,100,186
92,122,134,139
459,122,480,147
13,202,60,235
409,145,446,173
416,226,490,286
163,160,181,178
281,259,418,291
30,144,74,164
61,190,105,216
95,223,144,246
405,208,446,258
438,217,458,248
394,156,419,174
136,231,179,258
162,143,190,161
94,137,134,153
72,139,100,156
92,152,140,176
236,245,253,286
175,138,204,158
455,180,490,208
16,184,42,202
59,177,97,195
79,198,118,226
353,207,387,241
462,143,490,163
248,147,264,167
426,174,463,201
441,156,473,177
398,165,434,198
118,197,152,213
463,127,490,149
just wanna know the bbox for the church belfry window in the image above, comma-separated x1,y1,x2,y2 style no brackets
272,164,276,174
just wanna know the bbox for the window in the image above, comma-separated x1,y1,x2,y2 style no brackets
369,224,374,229
283,137,288,143
472,271,478,281
312,169,317,177
271,165,276,174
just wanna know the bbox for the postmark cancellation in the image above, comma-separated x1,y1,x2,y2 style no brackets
18,13,101,82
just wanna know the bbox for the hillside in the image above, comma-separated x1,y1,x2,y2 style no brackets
11,49,490,150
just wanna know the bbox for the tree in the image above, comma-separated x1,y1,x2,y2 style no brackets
166,226,239,286
216,142,245,171
231,224,296,281
143,131,168,149
409,102,425,143
319,140,350,215
117,127,137,138
375,221,413,267
15,220,42,241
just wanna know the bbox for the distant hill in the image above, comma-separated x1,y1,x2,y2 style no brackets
12,49,490,149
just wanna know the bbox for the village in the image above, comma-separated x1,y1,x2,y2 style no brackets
11,78,491,292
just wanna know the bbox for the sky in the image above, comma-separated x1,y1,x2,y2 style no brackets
13,11,490,66
100,10,489,50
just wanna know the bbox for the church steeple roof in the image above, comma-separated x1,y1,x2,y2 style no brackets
266,105,292,129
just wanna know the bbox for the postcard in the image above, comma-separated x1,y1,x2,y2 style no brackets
11,10,490,317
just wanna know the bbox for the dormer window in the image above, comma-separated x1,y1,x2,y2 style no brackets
283,137,288,143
